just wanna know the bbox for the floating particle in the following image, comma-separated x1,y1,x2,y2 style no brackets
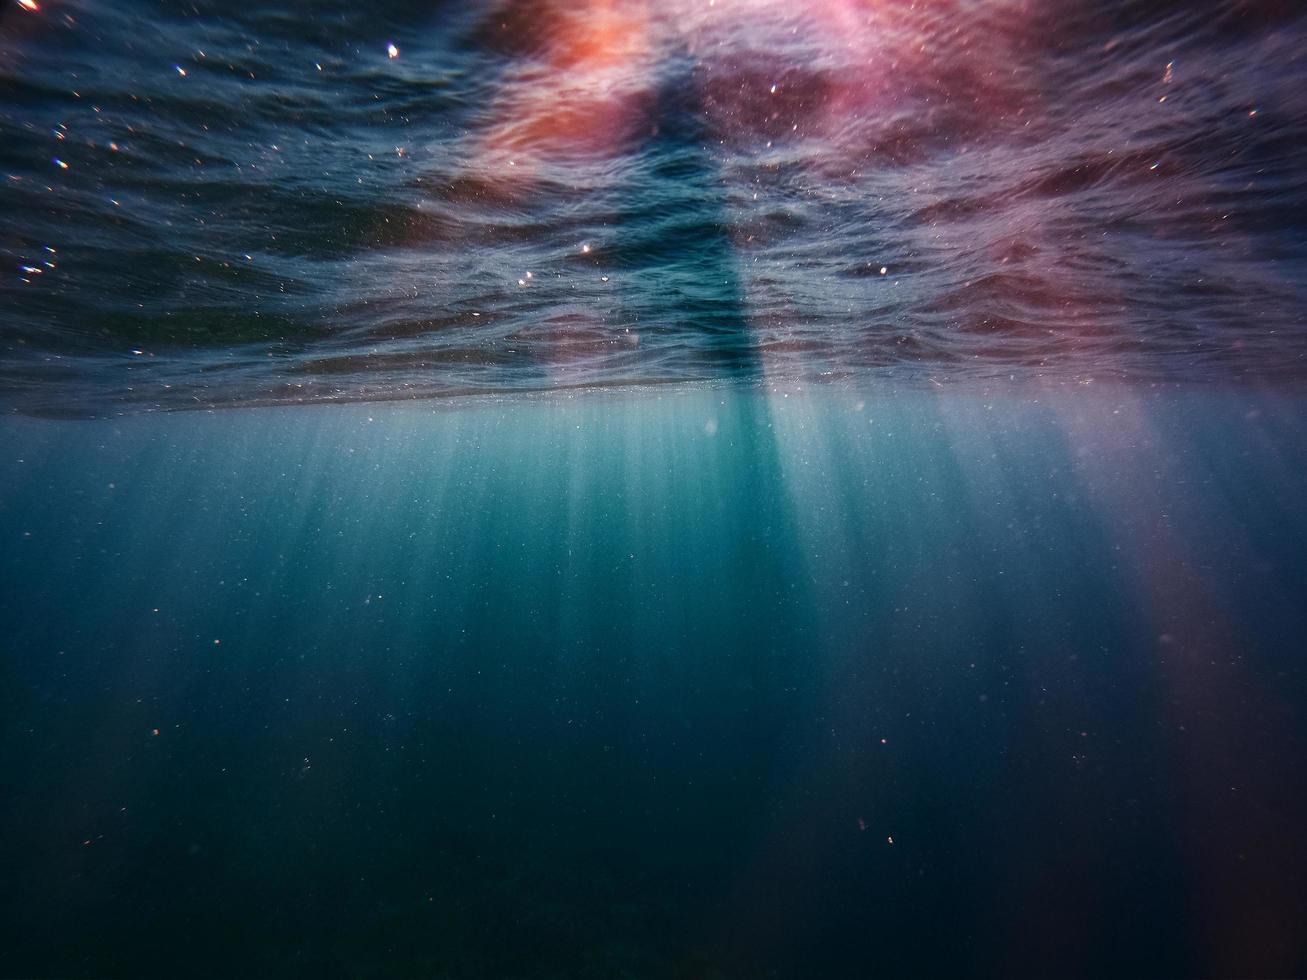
387,43,399,59
53,158,67,169
880,266,888,275
581,243,591,254
600,275,609,282
151,728,160,736
175,65,187,77
887,836,894,845
18,0,39,11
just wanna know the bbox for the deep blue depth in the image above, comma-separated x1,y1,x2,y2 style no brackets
2,386,1306,977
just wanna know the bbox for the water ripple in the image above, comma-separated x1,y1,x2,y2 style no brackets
2,0,1306,414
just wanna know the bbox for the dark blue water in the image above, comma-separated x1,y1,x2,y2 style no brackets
4,2,1307,978
3,386,1307,977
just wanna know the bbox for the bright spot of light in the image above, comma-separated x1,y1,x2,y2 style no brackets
387,43,400,59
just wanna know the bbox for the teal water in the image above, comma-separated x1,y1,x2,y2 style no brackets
3,383,1306,977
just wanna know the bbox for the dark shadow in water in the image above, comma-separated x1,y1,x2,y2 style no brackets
605,47,767,380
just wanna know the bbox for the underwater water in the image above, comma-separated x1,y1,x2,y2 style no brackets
4,386,1307,978
3,1,1307,978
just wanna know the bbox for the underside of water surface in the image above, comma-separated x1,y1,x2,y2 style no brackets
2,0,1307,415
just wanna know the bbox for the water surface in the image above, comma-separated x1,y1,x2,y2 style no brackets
2,0,1306,413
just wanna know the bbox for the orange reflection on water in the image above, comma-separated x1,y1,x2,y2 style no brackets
478,0,656,172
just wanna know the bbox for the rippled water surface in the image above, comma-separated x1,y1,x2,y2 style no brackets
2,0,1306,413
